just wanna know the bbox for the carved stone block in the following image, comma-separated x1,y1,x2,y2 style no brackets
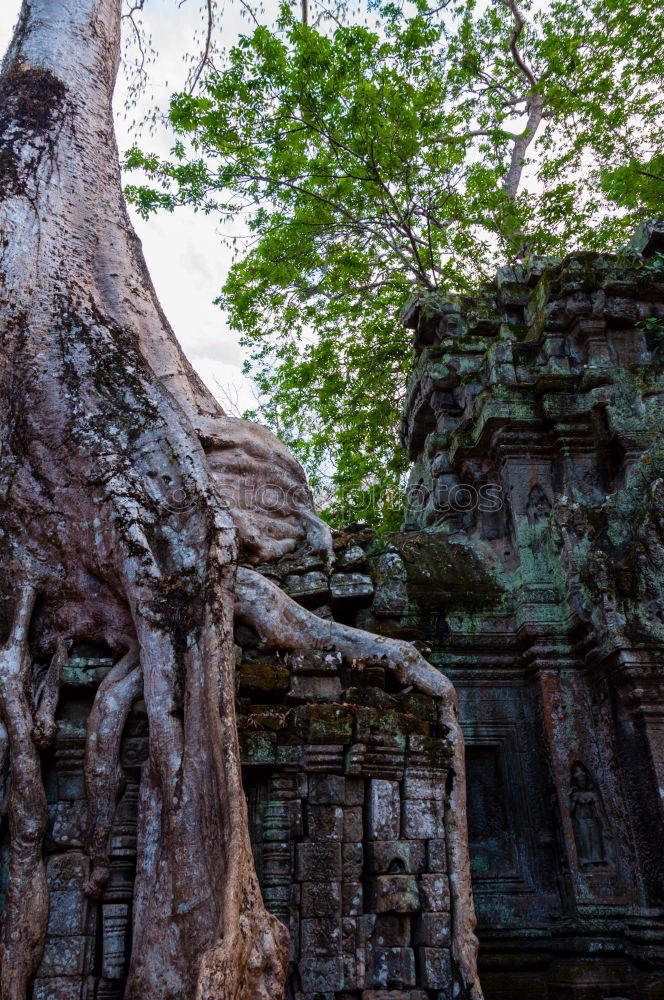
346,741,405,781
102,903,130,979
288,674,343,703
425,838,447,873
284,571,329,602
401,772,443,801
274,743,306,770
46,891,89,936
307,804,344,840
417,874,450,912
366,840,425,875
35,936,91,977
373,913,411,947
296,842,342,882
303,744,346,772
369,874,420,913
342,842,364,881
342,881,363,916
416,946,451,988
345,779,365,805
371,552,409,617
367,946,416,988
412,911,451,947
330,572,374,602
301,916,342,957
367,780,401,840
238,659,290,697
46,852,89,890
343,805,364,842
401,796,444,840
299,953,344,993
239,730,276,767
290,705,353,743
33,978,83,1000
337,544,367,569
341,917,361,989
301,881,342,918
309,774,346,805
50,801,87,848
406,735,451,772
261,799,296,841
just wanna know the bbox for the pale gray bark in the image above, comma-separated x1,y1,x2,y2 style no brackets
1,2,295,995
500,0,545,204
503,93,544,202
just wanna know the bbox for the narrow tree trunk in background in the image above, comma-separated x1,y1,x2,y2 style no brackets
0,2,482,999
503,93,544,202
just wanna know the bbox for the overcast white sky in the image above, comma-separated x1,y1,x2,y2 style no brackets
1,0,260,412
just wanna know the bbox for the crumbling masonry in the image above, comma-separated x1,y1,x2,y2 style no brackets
3,221,664,1000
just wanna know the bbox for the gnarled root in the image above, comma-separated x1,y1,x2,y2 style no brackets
0,586,49,1000
84,643,142,898
123,529,289,1000
193,587,290,1000
195,852,290,1000
444,716,483,1000
32,638,68,749
235,567,483,1000
0,720,9,817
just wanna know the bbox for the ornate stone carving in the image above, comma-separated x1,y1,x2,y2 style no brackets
396,227,664,996
569,762,609,870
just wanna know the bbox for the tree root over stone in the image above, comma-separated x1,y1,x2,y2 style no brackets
0,561,483,1000
235,567,483,1000
84,642,142,898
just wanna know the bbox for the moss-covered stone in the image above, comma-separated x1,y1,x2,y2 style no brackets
239,730,277,767
239,660,290,697
288,704,355,744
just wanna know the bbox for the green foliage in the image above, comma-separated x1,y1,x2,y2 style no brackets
125,0,663,529
641,251,664,279
637,315,664,360
601,156,664,214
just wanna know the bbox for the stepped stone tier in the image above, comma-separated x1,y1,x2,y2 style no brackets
3,220,664,1000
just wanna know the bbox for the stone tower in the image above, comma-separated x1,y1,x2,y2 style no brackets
375,219,664,999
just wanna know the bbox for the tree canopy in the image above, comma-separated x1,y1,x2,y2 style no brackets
126,0,664,529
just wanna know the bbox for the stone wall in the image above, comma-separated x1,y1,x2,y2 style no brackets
237,547,457,1000
0,649,145,1000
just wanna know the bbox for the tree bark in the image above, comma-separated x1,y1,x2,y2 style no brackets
0,2,298,995
0,2,482,998
503,93,544,203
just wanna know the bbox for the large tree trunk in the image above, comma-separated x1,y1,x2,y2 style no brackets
0,2,482,999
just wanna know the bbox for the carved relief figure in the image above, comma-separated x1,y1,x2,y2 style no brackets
526,483,551,525
570,762,608,869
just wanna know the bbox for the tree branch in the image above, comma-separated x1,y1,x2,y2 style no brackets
189,0,215,92
498,0,538,90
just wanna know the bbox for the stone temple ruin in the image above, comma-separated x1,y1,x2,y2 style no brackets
3,220,664,999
